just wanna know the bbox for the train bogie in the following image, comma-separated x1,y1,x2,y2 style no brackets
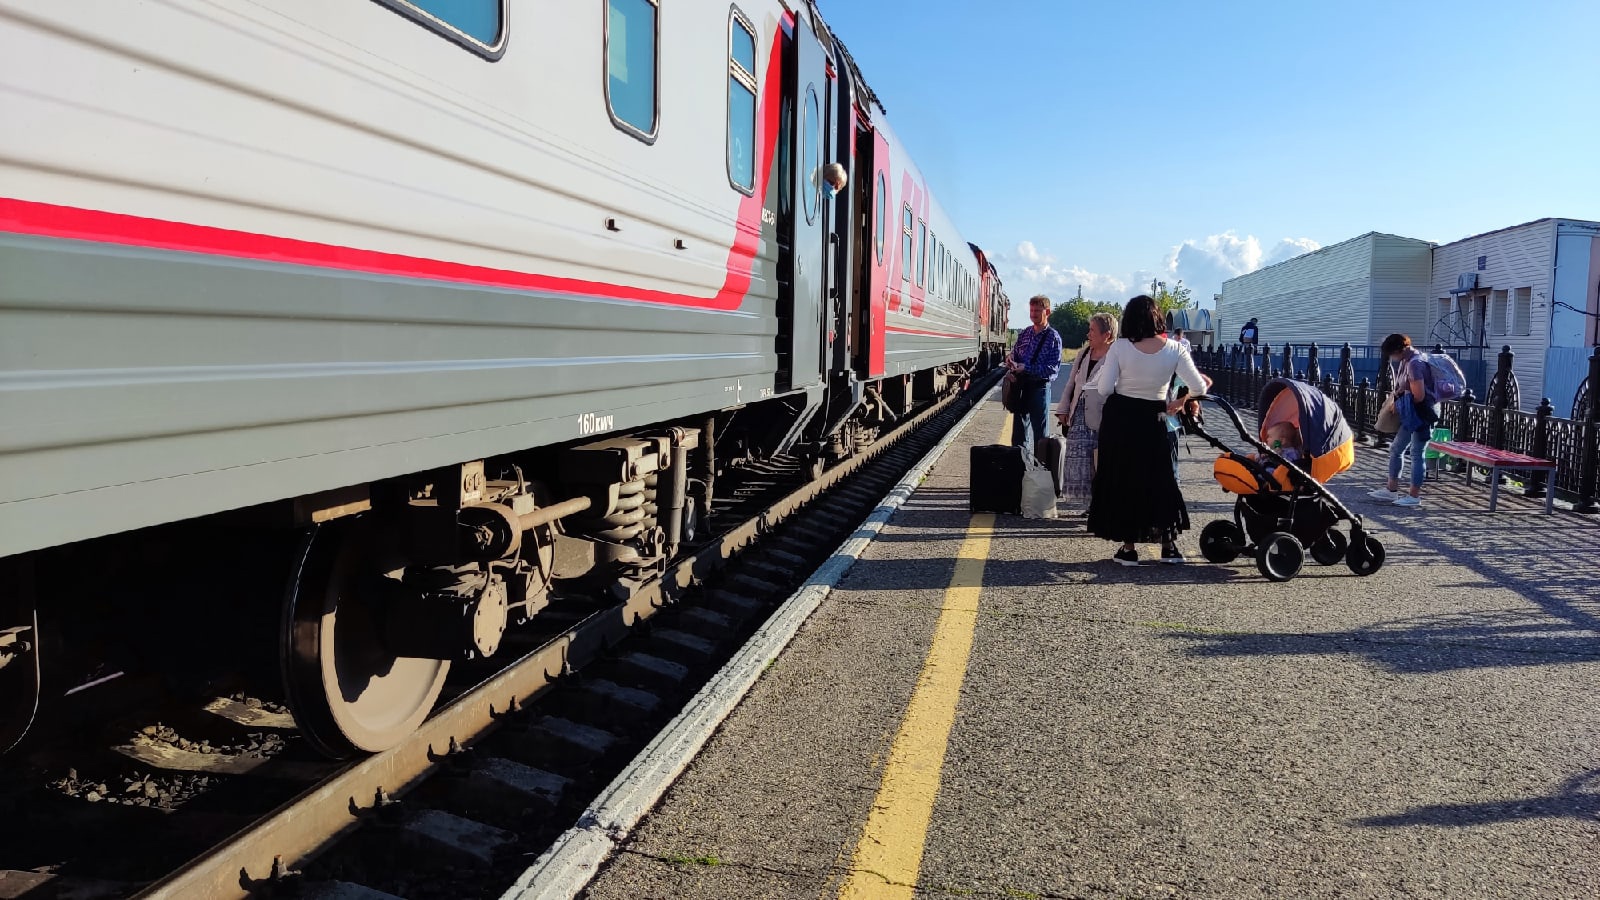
0,0,1007,758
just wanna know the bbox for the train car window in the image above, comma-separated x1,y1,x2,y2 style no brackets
777,96,793,217
727,9,757,194
874,173,887,263
605,0,659,143
915,220,925,287
802,87,820,224
372,0,506,58
901,206,913,281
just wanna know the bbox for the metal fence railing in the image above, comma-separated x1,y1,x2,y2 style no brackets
1194,341,1600,512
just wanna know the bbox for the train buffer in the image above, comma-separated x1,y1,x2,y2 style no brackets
521,385,1600,900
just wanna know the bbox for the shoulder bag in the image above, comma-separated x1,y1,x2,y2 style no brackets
1002,332,1048,414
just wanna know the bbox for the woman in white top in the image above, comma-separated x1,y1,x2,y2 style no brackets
1086,295,1213,566
1053,311,1117,509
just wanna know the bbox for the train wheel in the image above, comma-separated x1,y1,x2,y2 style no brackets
0,557,40,756
281,520,449,758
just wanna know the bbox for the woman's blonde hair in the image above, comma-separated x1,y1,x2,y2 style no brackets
1089,312,1118,340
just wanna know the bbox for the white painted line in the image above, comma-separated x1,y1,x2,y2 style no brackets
500,385,997,900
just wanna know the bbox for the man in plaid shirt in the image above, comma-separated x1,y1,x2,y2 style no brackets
1008,294,1063,447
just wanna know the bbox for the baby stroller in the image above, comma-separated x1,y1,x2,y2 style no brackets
1183,378,1385,582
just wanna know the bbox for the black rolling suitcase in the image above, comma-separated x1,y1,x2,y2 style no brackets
1035,435,1067,499
970,444,1024,514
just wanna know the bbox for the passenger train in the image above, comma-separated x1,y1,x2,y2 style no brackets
0,0,1011,757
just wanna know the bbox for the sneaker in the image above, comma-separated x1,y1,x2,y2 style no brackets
1113,548,1141,567
1159,542,1187,564
1368,488,1402,500
1393,495,1421,507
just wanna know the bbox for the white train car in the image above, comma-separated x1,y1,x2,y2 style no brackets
0,0,1003,757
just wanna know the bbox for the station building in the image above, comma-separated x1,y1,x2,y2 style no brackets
1218,218,1600,412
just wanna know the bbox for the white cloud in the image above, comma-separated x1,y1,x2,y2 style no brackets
1164,233,1323,306
1003,241,1131,315
1263,237,1321,267
1000,232,1322,326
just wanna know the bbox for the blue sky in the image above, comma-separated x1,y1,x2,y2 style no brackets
818,0,1600,327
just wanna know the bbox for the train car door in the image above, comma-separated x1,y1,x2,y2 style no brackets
859,126,890,378
776,16,828,394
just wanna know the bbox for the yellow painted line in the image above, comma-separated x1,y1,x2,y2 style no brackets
837,417,1007,899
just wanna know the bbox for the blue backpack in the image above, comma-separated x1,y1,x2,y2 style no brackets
1416,352,1467,403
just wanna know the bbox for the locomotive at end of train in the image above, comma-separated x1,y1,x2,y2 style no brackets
0,0,1011,759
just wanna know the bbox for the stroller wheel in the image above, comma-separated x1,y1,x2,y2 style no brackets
1199,520,1245,563
1346,535,1386,576
1256,532,1304,582
1310,530,1347,566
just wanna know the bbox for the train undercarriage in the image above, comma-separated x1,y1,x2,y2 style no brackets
0,360,994,761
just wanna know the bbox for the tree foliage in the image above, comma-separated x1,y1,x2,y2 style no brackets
1048,287,1124,349
1147,278,1195,317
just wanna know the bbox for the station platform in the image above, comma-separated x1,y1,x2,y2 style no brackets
578,385,1600,899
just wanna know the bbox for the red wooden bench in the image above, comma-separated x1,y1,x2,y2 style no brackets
1424,440,1559,514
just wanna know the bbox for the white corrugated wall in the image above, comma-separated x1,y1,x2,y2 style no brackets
1366,235,1434,342
1428,220,1555,411
1218,234,1376,347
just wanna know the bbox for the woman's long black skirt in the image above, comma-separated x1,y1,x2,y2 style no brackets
1087,392,1189,544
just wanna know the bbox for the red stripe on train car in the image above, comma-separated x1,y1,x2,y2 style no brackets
885,325,973,339
0,21,790,313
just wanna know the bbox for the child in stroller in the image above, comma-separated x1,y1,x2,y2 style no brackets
1253,420,1302,483
1183,378,1386,582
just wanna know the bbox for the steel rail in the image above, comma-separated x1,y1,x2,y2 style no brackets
133,379,981,900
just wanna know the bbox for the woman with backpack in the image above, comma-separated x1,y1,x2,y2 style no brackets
1054,312,1117,510
1368,333,1431,508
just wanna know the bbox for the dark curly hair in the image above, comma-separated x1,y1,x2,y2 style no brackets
1120,295,1165,342
1379,333,1412,358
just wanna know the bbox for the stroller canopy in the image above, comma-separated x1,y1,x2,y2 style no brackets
1259,378,1354,480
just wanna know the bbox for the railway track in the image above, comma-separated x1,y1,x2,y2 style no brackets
1,370,999,900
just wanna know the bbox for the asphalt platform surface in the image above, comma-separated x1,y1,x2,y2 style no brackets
579,384,1600,900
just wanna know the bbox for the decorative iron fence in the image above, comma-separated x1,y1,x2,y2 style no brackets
1193,341,1600,513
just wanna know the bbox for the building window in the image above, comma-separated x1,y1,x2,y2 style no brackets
801,86,820,224
1490,289,1509,335
1514,287,1532,336
916,220,925,287
606,0,659,142
374,0,506,57
901,205,913,281
727,10,757,193
874,173,886,264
